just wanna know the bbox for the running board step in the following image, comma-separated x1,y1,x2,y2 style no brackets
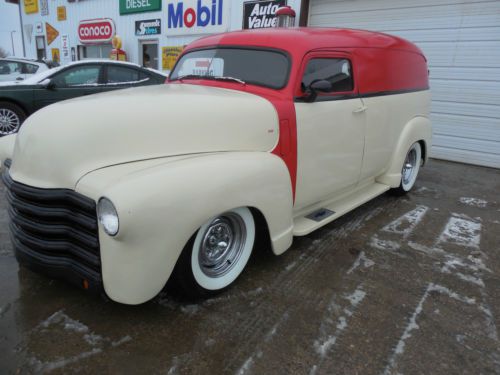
293,182,390,236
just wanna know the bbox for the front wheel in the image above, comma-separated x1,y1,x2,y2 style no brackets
392,142,422,195
171,207,255,300
0,102,26,137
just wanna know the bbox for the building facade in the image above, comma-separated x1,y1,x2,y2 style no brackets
18,0,302,72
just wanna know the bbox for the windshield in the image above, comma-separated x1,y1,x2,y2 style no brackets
22,66,63,84
169,48,290,89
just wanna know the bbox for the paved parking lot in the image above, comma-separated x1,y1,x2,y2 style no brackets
1,159,499,374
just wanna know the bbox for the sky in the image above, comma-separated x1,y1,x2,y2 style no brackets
0,2,23,57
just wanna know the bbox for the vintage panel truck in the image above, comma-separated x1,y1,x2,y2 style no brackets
0,28,431,304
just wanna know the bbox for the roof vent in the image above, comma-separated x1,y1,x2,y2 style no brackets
275,6,296,28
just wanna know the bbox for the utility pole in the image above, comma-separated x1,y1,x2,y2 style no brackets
18,0,26,57
10,31,16,56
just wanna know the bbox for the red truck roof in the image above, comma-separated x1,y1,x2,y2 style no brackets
187,27,425,58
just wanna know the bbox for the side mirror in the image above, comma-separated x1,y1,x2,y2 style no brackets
40,78,55,90
304,79,332,102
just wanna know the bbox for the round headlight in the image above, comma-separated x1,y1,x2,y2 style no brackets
97,198,119,236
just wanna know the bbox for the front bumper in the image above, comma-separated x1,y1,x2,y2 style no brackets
2,168,103,293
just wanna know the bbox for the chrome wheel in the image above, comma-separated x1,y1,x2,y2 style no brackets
198,212,247,278
401,142,422,191
0,108,21,136
402,149,417,185
190,207,255,292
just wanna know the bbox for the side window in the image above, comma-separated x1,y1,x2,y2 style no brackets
302,58,353,93
22,63,40,74
0,61,22,75
107,66,140,84
139,71,151,81
52,66,100,87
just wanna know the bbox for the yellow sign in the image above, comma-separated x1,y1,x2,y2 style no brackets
162,46,183,71
51,48,60,63
45,22,59,45
57,6,67,21
24,0,38,14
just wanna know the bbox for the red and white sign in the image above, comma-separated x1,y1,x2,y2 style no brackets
78,19,115,44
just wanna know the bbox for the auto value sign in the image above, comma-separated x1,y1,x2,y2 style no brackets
120,0,162,15
243,0,286,29
136,19,161,36
78,19,115,44
166,0,229,36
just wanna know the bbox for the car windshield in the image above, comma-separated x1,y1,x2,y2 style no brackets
169,48,290,89
22,66,63,84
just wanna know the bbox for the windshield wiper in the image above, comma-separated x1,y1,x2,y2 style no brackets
211,76,246,85
173,75,246,85
174,74,205,81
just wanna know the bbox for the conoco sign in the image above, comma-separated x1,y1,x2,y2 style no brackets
78,19,115,43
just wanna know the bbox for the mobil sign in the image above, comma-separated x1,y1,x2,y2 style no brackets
166,0,229,35
78,19,115,44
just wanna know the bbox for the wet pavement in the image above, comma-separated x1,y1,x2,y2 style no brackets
1,159,499,374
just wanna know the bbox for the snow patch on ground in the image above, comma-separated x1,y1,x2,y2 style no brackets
438,214,481,249
369,236,401,252
285,261,297,271
314,286,367,360
235,312,289,374
30,310,133,372
40,310,89,334
382,205,429,238
459,197,488,208
346,251,375,274
383,283,476,375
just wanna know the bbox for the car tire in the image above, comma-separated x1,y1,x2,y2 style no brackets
392,142,422,195
0,101,26,137
170,207,255,300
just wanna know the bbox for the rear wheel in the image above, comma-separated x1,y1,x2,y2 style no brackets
392,142,422,195
0,102,26,137
171,207,255,300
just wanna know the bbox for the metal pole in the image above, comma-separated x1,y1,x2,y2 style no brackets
17,1,26,57
10,31,16,56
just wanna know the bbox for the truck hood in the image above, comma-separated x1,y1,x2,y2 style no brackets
9,84,279,189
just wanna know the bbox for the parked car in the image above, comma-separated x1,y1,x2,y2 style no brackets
0,60,167,136
0,28,431,304
0,58,50,83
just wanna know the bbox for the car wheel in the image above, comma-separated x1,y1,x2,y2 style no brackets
392,142,422,195
0,102,26,137
171,207,255,300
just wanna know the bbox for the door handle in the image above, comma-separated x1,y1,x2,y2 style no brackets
353,106,367,114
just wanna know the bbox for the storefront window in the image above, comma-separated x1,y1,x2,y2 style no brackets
78,44,113,60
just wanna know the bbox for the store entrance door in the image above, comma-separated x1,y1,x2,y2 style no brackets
139,40,158,70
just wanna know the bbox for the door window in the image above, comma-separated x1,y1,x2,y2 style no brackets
52,66,100,87
302,58,353,93
21,63,40,74
0,61,22,75
107,66,142,84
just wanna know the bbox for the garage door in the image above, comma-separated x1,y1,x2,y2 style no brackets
308,0,500,168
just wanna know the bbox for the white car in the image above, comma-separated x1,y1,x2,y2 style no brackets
0,58,50,83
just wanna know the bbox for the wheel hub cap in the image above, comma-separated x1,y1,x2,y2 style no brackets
199,213,247,278
402,149,417,185
0,109,20,135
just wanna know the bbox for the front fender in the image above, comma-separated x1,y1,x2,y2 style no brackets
0,134,16,171
76,152,294,304
377,116,432,187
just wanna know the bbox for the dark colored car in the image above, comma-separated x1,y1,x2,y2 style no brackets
0,60,167,136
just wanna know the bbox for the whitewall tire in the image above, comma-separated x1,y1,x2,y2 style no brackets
171,207,255,299
393,142,422,195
